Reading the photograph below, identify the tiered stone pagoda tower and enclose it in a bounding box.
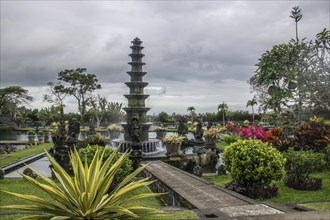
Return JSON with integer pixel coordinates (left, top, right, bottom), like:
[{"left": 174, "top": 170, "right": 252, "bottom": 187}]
[
  {"left": 114, "top": 37, "right": 159, "bottom": 155},
  {"left": 122, "top": 37, "right": 151, "bottom": 142}
]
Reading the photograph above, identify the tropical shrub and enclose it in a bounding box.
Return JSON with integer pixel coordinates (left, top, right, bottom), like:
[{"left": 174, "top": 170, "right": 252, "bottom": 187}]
[
  {"left": 223, "top": 139, "right": 285, "bottom": 199},
  {"left": 264, "top": 127, "right": 295, "bottom": 151},
  {"left": 283, "top": 148, "right": 326, "bottom": 190},
  {"left": 79, "top": 145, "right": 133, "bottom": 189},
  {"left": 223, "top": 134, "right": 241, "bottom": 144},
  {"left": 1, "top": 147, "right": 163, "bottom": 219},
  {"left": 325, "top": 144, "right": 330, "bottom": 167},
  {"left": 294, "top": 117, "right": 330, "bottom": 152}
]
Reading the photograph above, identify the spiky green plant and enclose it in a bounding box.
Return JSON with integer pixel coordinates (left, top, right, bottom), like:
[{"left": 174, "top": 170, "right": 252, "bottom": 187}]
[{"left": 1, "top": 147, "right": 164, "bottom": 219}]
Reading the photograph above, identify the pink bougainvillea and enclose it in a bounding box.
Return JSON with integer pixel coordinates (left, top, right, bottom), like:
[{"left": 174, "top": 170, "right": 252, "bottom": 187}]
[{"left": 235, "top": 125, "right": 266, "bottom": 140}]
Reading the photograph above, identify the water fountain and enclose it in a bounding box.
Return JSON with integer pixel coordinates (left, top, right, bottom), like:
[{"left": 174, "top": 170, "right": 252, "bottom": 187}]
[{"left": 112, "top": 37, "right": 163, "bottom": 157}]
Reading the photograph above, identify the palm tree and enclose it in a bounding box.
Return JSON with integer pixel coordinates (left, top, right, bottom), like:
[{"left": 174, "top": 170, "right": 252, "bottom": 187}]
[
  {"left": 246, "top": 98, "right": 257, "bottom": 124},
  {"left": 217, "top": 102, "right": 228, "bottom": 126},
  {"left": 187, "top": 106, "right": 196, "bottom": 122}
]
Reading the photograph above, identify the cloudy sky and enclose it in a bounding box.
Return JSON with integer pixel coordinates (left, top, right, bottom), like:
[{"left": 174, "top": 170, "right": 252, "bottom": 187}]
[{"left": 1, "top": 1, "right": 329, "bottom": 115}]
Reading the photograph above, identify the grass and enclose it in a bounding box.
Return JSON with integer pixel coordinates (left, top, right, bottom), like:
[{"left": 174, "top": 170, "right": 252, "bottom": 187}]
[
  {"left": 264, "top": 171, "right": 330, "bottom": 204},
  {"left": 216, "top": 141, "right": 229, "bottom": 151},
  {"left": 203, "top": 170, "right": 330, "bottom": 210},
  {"left": 0, "top": 178, "right": 199, "bottom": 219},
  {"left": 298, "top": 202, "right": 330, "bottom": 211},
  {"left": 0, "top": 143, "right": 53, "bottom": 167}
]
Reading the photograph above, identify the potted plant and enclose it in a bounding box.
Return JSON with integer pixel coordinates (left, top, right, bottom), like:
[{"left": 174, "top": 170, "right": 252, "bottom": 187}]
[
  {"left": 44, "top": 130, "right": 50, "bottom": 143},
  {"left": 50, "top": 126, "right": 67, "bottom": 145},
  {"left": 37, "top": 131, "right": 45, "bottom": 144},
  {"left": 203, "top": 127, "right": 221, "bottom": 148},
  {"left": 162, "top": 135, "right": 185, "bottom": 156},
  {"left": 155, "top": 125, "right": 166, "bottom": 139},
  {"left": 107, "top": 124, "right": 122, "bottom": 139},
  {"left": 27, "top": 131, "right": 35, "bottom": 143},
  {"left": 89, "top": 133, "right": 106, "bottom": 147}
]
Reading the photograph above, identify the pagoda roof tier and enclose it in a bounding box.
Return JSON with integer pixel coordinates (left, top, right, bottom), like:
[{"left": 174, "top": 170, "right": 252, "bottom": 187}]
[
  {"left": 130, "top": 45, "right": 144, "bottom": 49},
  {"left": 127, "top": 71, "right": 147, "bottom": 76},
  {"left": 125, "top": 82, "right": 148, "bottom": 87},
  {"left": 128, "top": 61, "right": 145, "bottom": 66},
  {"left": 124, "top": 94, "right": 149, "bottom": 99},
  {"left": 131, "top": 37, "right": 143, "bottom": 44},
  {"left": 129, "top": 53, "right": 145, "bottom": 57},
  {"left": 123, "top": 107, "right": 151, "bottom": 112}
]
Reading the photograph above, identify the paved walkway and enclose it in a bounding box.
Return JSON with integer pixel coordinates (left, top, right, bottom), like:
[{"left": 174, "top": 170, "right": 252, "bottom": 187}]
[{"left": 5, "top": 156, "right": 51, "bottom": 178}]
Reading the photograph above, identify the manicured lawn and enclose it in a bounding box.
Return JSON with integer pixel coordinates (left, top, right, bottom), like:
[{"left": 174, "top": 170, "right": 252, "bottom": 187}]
[
  {"left": 0, "top": 178, "right": 199, "bottom": 219},
  {"left": 203, "top": 171, "right": 330, "bottom": 210},
  {"left": 264, "top": 171, "right": 330, "bottom": 204},
  {"left": 0, "top": 143, "right": 52, "bottom": 167},
  {"left": 298, "top": 202, "right": 330, "bottom": 211}
]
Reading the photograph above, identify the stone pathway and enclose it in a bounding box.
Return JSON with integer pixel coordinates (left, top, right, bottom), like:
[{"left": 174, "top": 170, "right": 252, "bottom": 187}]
[{"left": 4, "top": 155, "right": 51, "bottom": 178}]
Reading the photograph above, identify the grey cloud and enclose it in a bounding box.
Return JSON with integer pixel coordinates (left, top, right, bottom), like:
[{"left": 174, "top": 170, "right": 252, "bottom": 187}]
[{"left": 1, "top": 1, "right": 328, "bottom": 113}]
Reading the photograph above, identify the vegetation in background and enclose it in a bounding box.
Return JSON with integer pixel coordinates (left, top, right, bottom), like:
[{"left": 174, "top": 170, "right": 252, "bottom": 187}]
[
  {"left": 0, "top": 86, "right": 33, "bottom": 115},
  {"left": 217, "top": 102, "right": 228, "bottom": 126}
]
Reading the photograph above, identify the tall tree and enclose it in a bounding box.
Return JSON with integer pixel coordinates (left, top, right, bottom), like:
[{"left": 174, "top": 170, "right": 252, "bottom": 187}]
[
  {"left": 250, "top": 6, "right": 330, "bottom": 123},
  {"left": 57, "top": 68, "right": 101, "bottom": 123},
  {"left": 0, "top": 86, "right": 33, "bottom": 115},
  {"left": 43, "top": 82, "right": 67, "bottom": 117},
  {"left": 246, "top": 99, "right": 257, "bottom": 124},
  {"left": 187, "top": 106, "right": 196, "bottom": 122},
  {"left": 87, "top": 95, "right": 108, "bottom": 128},
  {"left": 217, "top": 102, "right": 228, "bottom": 126}
]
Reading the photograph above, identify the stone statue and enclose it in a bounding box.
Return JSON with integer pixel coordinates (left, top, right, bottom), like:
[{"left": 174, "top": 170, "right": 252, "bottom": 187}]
[
  {"left": 130, "top": 118, "right": 142, "bottom": 157},
  {"left": 194, "top": 122, "right": 204, "bottom": 141},
  {"left": 130, "top": 117, "right": 140, "bottom": 144},
  {"left": 177, "top": 119, "right": 187, "bottom": 136}
]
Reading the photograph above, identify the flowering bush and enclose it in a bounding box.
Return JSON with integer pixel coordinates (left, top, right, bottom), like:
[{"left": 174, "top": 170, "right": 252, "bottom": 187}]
[{"left": 235, "top": 125, "right": 266, "bottom": 140}]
